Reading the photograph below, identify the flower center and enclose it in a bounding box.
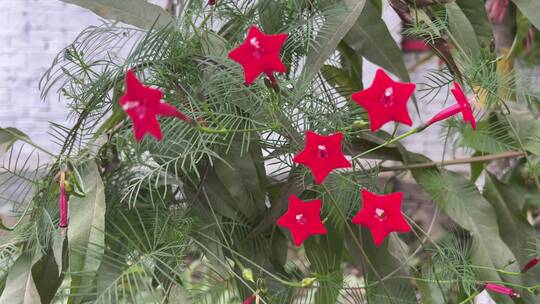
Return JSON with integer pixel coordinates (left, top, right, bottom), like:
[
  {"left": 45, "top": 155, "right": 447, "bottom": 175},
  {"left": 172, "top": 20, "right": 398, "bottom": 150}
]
[
  {"left": 123, "top": 100, "right": 147, "bottom": 119},
  {"left": 317, "top": 145, "right": 328, "bottom": 158},
  {"left": 381, "top": 87, "right": 394, "bottom": 107},
  {"left": 122, "top": 101, "right": 140, "bottom": 111},
  {"left": 250, "top": 37, "right": 264, "bottom": 58},
  {"left": 296, "top": 214, "right": 308, "bottom": 225},
  {"left": 374, "top": 208, "right": 387, "bottom": 221}
]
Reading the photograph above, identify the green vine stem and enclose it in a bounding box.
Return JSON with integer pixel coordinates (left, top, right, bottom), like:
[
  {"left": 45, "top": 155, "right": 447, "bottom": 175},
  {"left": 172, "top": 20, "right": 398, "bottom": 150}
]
[{"left": 351, "top": 127, "right": 421, "bottom": 161}]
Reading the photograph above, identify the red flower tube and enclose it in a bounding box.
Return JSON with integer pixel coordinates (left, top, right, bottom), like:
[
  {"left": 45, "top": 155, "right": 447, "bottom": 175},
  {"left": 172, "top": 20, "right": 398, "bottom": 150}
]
[
  {"left": 425, "top": 82, "right": 476, "bottom": 129},
  {"left": 485, "top": 283, "right": 519, "bottom": 298},
  {"left": 521, "top": 257, "right": 539, "bottom": 273},
  {"left": 487, "top": 0, "right": 510, "bottom": 24},
  {"left": 243, "top": 295, "right": 255, "bottom": 304},
  {"left": 59, "top": 172, "right": 68, "bottom": 228}
]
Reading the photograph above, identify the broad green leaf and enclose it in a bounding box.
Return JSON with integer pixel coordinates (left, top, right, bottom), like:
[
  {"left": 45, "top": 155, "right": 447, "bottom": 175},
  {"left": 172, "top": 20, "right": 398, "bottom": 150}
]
[
  {"left": 259, "top": 0, "right": 283, "bottom": 34},
  {"left": 456, "top": 0, "right": 493, "bottom": 49},
  {"left": 321, "top": 41, "right": 363, "bottom": 98},
  {"left": 60, "top": 0, "right": 175, "bottom": 30},
  {"left": 0, "top": 127, "right": 30, "bottom": 156},
  {"left": 343, "top": 0, "right": 410, "bottom": 82},
  {"left": 408, "top": 158, "right": 521, "bottom": 304},
  {"left": 483, "top": 173, "right": 540, "bottom": 300},
  {"left": 512, "top": 0, "right": 540, "bottom": 31},
  {"left": 52, "top": 234, "right": 65, "bottom": 278},
  {"left": 368, "top": 0, "right": 382, "bottom": 12},
  {"left": 214, "top": 139, "right": 267, "bottom": 221},
  {"left": 470, "top": 152, "right": 485, "bottom": 182},
  {"left": 446, "top": 3, "right": 481, "bottom": 59},
  {"left": 67, "top": 161, "right": 106, "bottom": 303},
  {"left": 320, "top": 65, "right": 361, "bottom": 97},
  {"left": 300, "top": 0, "right": 367, "bottom": 85},
  {"left": 0, "top": 253, "right": 41, "bottom": 304},
  {"left": 505, "top": 104, "right": 540, "bottom": 156},
  {"left": 32, "top": 250, "right": 63, "bottom": 304}
]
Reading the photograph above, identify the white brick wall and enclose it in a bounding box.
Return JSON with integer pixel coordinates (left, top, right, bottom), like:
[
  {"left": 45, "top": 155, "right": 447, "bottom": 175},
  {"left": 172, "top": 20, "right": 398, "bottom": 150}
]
[
  {"left": 0, "top": 1, "right": 455, "bottom": 162},
  {"left": 0, "top": 0, "right": 99, "bottom": 154}
]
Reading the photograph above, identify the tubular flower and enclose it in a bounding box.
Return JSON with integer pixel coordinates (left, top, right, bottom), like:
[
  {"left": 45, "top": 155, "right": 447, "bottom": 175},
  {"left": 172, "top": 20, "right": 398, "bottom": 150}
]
[
  {"left": 293, "top": 131, "right": 351, "bottom": 184},
  {"left": 351, "top": 69, "right": 416, "bottom": 132},
  {"left": 243, "top": 294, "right": 255, "bottom": 304},
  {"left": 277, "top": 195, "right": 327, "bottom": 246},
  {"left": 59, "top": 171, "right": 68, "bottom": 228},
  {"left": 521, "top": 257, "right": 539, "bottom": 273},
  {"left": 426, "top": 82, "right": 476, "bottom": 129},
  {"left": 228, "top": 26, "right": 288, "bottom": 85},
  {"left": 120, "top": 70, "right": 191, "bottom": 142},
  {"left": 352, "top": 189, "right": 411, "bottom": 247},
  {"left": 485, "top": 283, "right": 519, "bottom": 298},
  {"left": 487, "top": 0, "right": 510, "bottom": 23}
]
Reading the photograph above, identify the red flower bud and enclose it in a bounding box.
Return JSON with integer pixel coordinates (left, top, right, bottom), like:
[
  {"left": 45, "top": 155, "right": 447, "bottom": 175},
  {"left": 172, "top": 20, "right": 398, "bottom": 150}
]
[
  {"left": 243, "top": 294, "right": 255, "bottom": 304},
  {"left": 208, "top": 0, "right": 216, "bottom": 5},
  {"left": 59, "top": 172, "right": 68, "bottom": 228},
  {"left": 487, "top": 0, "right": 510, "bottom": 23},
  {"left": 485, "top": 283, "right": 519, "bottom": 298},
  {"left": 521, "top": 257, "right": 539, "bottom": 273}
]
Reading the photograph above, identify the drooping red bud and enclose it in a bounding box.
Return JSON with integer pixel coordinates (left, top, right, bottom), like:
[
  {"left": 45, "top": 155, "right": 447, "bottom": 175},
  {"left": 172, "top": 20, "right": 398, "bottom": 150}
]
[
  {"left": 59, "top": 172, "right": 69, "bottom": 228},
  {"left": 243, "top": 294, "right": 255, "bottom": 304},
  {"left": 521, "top": 258, "right": 539, "bottom": 273},
  {"left": 485, "top": 283, "right": 519, "bottom": 298}
]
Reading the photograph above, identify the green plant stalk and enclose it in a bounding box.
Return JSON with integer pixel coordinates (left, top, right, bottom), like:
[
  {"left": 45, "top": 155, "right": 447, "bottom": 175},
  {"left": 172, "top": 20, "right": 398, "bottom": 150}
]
[
  {"left": 351, "top": 127, "right": 421, "bottom": 160},
  {"left": 195, "top": 125, "right": 276, "bottom": 134},
  {"left": 321, "top": 184, "right": 397, "bottom": 304},
  {"left": 457, "top": 291, "right": 478, "bottom": 304}
]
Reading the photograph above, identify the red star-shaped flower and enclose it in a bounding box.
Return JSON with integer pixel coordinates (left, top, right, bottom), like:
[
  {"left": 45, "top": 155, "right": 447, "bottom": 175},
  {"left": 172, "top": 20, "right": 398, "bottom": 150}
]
[
  {"left": 352, "top": 189, "right": 411, "bottom": 247},
  {"left": 277, "top": 194, "right": 327, "bottom": 246},
  {"left": 293, "top": 131, "right": 352, "bottom": 184},
  {"left": 228, "top": 25, "right": 288, "bottom": 85},
  {"left": 120, "top": 70, "right": 190, "bottom": 142},
  {"left": 351, "top": 69, "right": 416, "bottom": 132},
  {"left": 426, "top": 82, "right": 476, "bottom": 129}
]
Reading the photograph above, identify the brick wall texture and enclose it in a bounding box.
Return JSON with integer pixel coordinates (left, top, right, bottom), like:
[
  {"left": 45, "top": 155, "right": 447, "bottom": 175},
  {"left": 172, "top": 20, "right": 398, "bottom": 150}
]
[{"left": 0, "top": 1, "right": 457, "bottom": 161}]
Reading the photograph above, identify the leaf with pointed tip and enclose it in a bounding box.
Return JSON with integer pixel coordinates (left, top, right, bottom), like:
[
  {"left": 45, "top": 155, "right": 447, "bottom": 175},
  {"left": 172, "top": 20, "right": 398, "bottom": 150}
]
[
  {"left": 343, "top": 0, "right": 410, "bottom": 82},
  {"left": 299, "top": 0, "right": 367, "bottom": 86},
  {"left": 60, "top": 0, "right": 175, "bottom": 30},
  {"left": 447, "top": 3, "right": 481, "bottom": 59},
  {"left": 483, "top": 173, "right": 540, "bottom": 302},
  {"left": 67, "top": 161, "right": 106, "bottom": 304},
  {"left": 456, "top": 0, "right": 493, "bottom": 49},
  {"left": 512, "top": 0, "right": 540, "bottom": 31},
  {"left": 0, "top": 127, "right": 30, "bottom": 156},
  {"left": 407, "top": 153, "right": 521, "bottom": 304},
  {"left": 0, "top": 253, "right": 42, "bottom": 304}
]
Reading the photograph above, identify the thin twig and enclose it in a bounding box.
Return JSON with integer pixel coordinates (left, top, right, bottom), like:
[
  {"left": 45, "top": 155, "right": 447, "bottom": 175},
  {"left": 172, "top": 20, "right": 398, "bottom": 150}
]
[{"left": 380, "top": 151, "right": 524, "bottom": 172}]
